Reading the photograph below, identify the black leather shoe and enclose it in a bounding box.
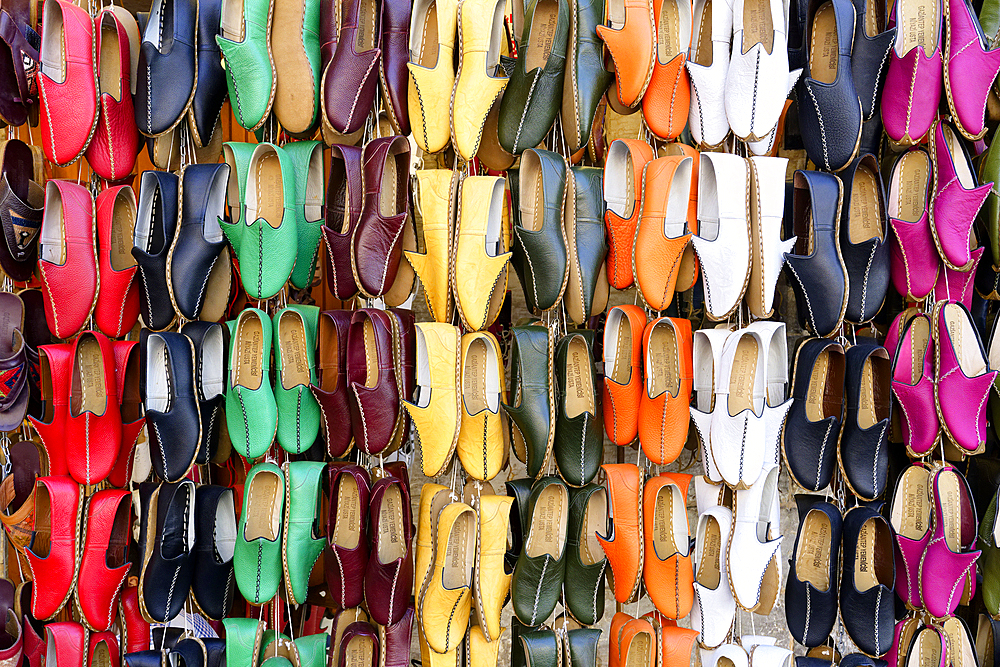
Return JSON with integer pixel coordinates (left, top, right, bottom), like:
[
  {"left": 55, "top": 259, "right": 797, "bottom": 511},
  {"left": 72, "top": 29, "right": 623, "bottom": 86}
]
[
  {"left": 132, "top": 481, "right": 159, "bottom": 577},
  {"left": 181, "top": 321, "right": 225, "bottom": 465},
  {"left": 125, "top": 651, "right": 165, "bottom": 667},
  {"left": 564, "top": 165, "right": 609, "bottom": 325},
  {"left": 840, "top": 340, "right": 891, "bottom": 501},
  {"left": 554, "top": 331, "right": 602, "bottom": 487},
  {"left": 133, "top": 171, "right": 179, "bottom": 331},
  {"left": 782, "top": 338, "right": 845, "bottom": 492},
  {"left": 503, "top": 324, "right": 554, "bottom": 479},
  {"left": 203, "top": 639, "right": 225, "bottom": 667},
  {"left": 169, "top": 163, "right": 231, "bottom": 321},
  {"left": 134, "top": 0, "right": 198, "bottom": 137},
  {"left": 171, "top": 638, "right": 206, "bottom": 667},
  {"left": 565, "top": 628, "right": 601, "bottom": 667},
  {"left": 505, "top": 478, "right": 534, "bottom": 570},
  {"left": 191, "top": 485, "right": 236, "bottom": 620},
  {"left": 189, "top": 0, "right": 227, "bottom": 149},
  {"left": 784, "top": 170, "right": 849, "bottom": 338},
  {"left": 840, "top": 655, "right": 887, "bottom": 667},
  {"left": 840, "top": 155, "right": 889, "bottom": 325},
  {"left": 138, "top": 480, "right": 195, "bottom": 623},
  {"left": 787, "top": 0, "right": 810, "bottom": 69},
  {"left": 785, "top": 496, "right": 841, "bottom": 648},
  {"left": 145, "top": 332, "right": 201, "bottom": 482},
  {"left": 840, "top": 505, "right": 895, "bottom": 657},
  {"left": 794, "top": 0, "right": 862, "bottom": 171}
]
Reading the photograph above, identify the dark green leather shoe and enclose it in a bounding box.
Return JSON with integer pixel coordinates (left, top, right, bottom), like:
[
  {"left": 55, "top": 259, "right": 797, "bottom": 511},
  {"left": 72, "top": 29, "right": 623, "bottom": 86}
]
[
  {"left": 519, "top": 629, "right": 560, "bottom": 667},
  {"left": 980, "top": 485, "right": 1000, "bottom": 618},
  {"left": 505, "top": 477, "right": 535, "bottom": 570},
  {"left": 511, "top": 149, "right": 569, "bottom": 314},
  {"left": 564, "top": 628, "right": 601, "bottom": 666},
  {"left": 554, "top": 332, "right": 602, "bottom": 487},
  {"left": 512, "top": 476, "right": 568, "bottom": 626},
  {"left": 564, "top": 484, "right": 607, "bottom": 625},
  {"left": 561, "top": 0, "right": 612, "bottom": 154},
  {"left": 564, "top": 165, "right": 609, "bottom": 325},
  {"left": 503, "top": 324, "right": 555, "bottom": 479},
  {"left": 498, "top": 0, "right": 570, "bottom": 154}
]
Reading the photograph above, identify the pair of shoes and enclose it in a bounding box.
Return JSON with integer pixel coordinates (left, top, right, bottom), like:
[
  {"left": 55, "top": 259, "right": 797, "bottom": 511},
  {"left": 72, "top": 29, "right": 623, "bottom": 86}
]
[
  {"left": 37, "top": 0, "right": 140, "bottom": 172},
  {"left": 609, "top": 611, "right": 698, "bottom": 667},
  {"left": 785, "top": 498, "right": 895, "bottom": 655},
  {"left": 885, "top": 614, "right": 976, "bottom": 667},
  {"left": 889, "top": 464, "right": 980, "bottom": 618},
  {"left": 602, "top": 307, "right": 692, "bottom": 465},
  {"left": 327, "top": 464, "right": 412, "bottom": 625}
]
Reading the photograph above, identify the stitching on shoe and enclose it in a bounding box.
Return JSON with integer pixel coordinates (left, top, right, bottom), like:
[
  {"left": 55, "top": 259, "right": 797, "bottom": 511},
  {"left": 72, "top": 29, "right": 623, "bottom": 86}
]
[
  {"left": 530, "top": 557, "right": 548, "bottom": 625},
  {"left": 784, "top": 262, "right": 818, "bottom": 334},
  {"left": 814, "top": 417, "right": 834, "bottom": 492},
  {"left": 860, "top": 242, "right": 876, "bottom": 320},
  {"left": 512, "top": 71, "right": 541, "bottom": 155},
  {"left": 804, "top": 83, "right": 829, "bottom": 169}
]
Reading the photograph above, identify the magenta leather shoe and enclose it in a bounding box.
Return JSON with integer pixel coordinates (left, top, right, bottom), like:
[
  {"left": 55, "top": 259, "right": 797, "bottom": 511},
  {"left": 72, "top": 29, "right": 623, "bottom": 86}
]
[
  {"left": 890, "top": 464, "right": 933, "bottom": 609},
  {"left": 930, "top": 119, "right": 992, "bottom": 271},
  {"left": 902, "top": 626, "right": 947, "bottom": 667},
  {"left": 881, "top": 0, "right": 942, "bottom": 145},
  {"left": 919, "top": 466, "right": 980, "bottom": 618},
  {"left": 888, "top": 148, "right": 939, "bottom": 300},
  {"left": 885, "top": 616, "right": 923, "bottom": 667},
  {"left": 884, "top": 308, "right": 919, "bottom": 366},
  {"left": 944, "top": 0, "right": 1000, "bottom": 140},
  {"left": 890, "top": 314, "right": 939, "bottom": 458},
  {"left": 933, "top": 246, "right": 983, "bottom": 307},
  {"left": 933, "top": 300, "right": 996, "bottom": 454}
]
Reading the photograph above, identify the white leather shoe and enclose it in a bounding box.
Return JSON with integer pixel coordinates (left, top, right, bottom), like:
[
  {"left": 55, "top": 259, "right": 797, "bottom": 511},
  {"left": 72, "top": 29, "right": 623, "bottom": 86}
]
[
  {"left": 728, "top": 466, "right": 782, "bottom": 612},
  {"left": 694, "top": 475, "right": 725, "bottom": 516},
  {"left": 749, "top": 645, "right": 793, "bottom": 667},
  {"left": 709, "top": 329, "right": 766, "bottom": 489},
  {"left": 702, "top": 645, "right": 749, "bottom": 667},
  {"left": 686, "top": 0, "right": 733, "bottom": 148},
  {"left": 747, "top": 157, "right": 796, "bottom": 319},
  {"left": 691, "top": 153, "right": 751, "bottom": 320},
  {"left": 691, "top": 506, "right": 736, "bottom": 648},
  {"left": 739, "top": 637, "right": 776, "bottom": 652},
  {"left": 690, "top": 326, "right": 731, "bottom": 483},
  {"left": 744, "top": 320, "right": 792, "bottom": 476}
]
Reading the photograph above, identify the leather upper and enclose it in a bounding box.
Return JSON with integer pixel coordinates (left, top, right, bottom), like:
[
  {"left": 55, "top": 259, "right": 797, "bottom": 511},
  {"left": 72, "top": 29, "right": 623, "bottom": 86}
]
[
  {"left": 597, "top": 464, "right": 643, "bottom": 603},
  {"left": 64, "top": 331, "right": 120, "bottom": 486},
  {"left": 602, "top": 305, "right": 645, "bottom": 446},
  {"left": 180, "top": 321, "right": 224, "bottom": 465},
  {"left": 890, "top": 313, "right": 939, "bottom": 457},
  {"left": 310, "top": 310, "right": 355, "bottom": 458},
  {"left": 132, "top": 170, "right": 179, "bottom": 332},
  {"left": 134, "top": 0, "right": 197, "bottom": 136},
  {"left": 420, "top": 501, "right": 475, "bottom": 653},
  {"left": 347, "top": 309, "right": 399, "bottom": 456},
  {"left": 641, "top": 0, "right": 691, "bottom": 140},
  {"left": 785, "top": 499, "right": 841, "bottom": 647},
  {"left": 190, "top": 0, "right": 227, "bottom": 147},
  {"left": 840, "top": 341, "right": 891, "bottom": 501},
  {"left": 138, "top": 480, "right": 195, "bottom": 623},
  {"left": 146, "top": 332, "right": 201, "bottom": 481},
  {"left": 511, "top": 477, "right": 568, "bottom": 626},
  {"left": 273, "top": 305, "right": 321, "bottom": 455},
  {"left": 503, "top": 324, "right": 553, "bottom": 479},
  {"left": 25, "top": 476, "right": 80, "bottom": 621},
  {"left": 840, "top": 155, "right": 890, "bottom": 324},
  {"left": 457, "top": 331, "right": 506, "bottom": 481},
  {"left": 190, "top": 485, "right": 236, "bottom": 620},
  {"left": 234, "top": 463, "right": 284, "bottom": 606},
  {"left": 554, "top": 332, "right": 602, "bottom": 486},
  {"left": 638, "top": 317, "right": 692, "bottom": 466},
  {"left": 404, "top": 323, "right": 461, "bottom": 476},
  {"left": 561, "top": 0, "right": 612, "bottom": 152},
  {"left": 604, "top": 140, "right": 654, "bottom": 290},
  {"left": 283, "top": 141, "right": 326, "bottom": 291},
  {"left": 325, "top": 464, "right": 371, "bottom": 609},
  {"left": 365, "top": 474, "right": 413, "bottom": 627},
  {"left": 691, "top": 506, "right": 735, "bottom": 648},
  {"left": 919, "top": 467, "right": 980, "bottom": 618},
  {"left": 596, "top": 0, "right": 654, "bottom": 108},
  {"left": 78, "top": 489, "right": 130, "bottom": 632},
  {"left": 565, "top": 166, "right": 609, "bottom": 325},
  {"left": 453, "top": 175, "right": 510, "bottom": 332},
  {"left": 45, "top": 623, "right": 85, "bottom": 667},
  {"left": 880, "top": 0, "right": 941, "bottom": 145},
  {"left": 405, "top": 170, "right": 453, "bottom": 323},
  {"left": 475, "top": 494, "right": 513, "bottom": 642},
  {"left": 323, "top": 144, "right": 365, "bottom": 302},
  {"left": 635, "top": 156, "right": 693, "bottom": 312},
  {"left": 94, "top": 186, "right": 140, "bottom": 339},
  {"left": 216, "top": 0, "right": 275, "bottom": 130},
  {"left": 642, "top": 473, "right": 694, "bottom": 619},
  {"left": 408, "top": 0, "right": 458, "bottom": 154},
  {"left": 944, "top": 0, "right": 1000, "bottom": 140},
  {"left": 564, "top": 484, "right": 608, "bottom": 626},
  {"left": 747, "top": 156, "right": 795, "bottom": 319},
  {"left": 887, "top": 148, "right": 938, "bottom": 301},
  {"left": 225, "top": 308, "right": 278, "bottom": 459},
  {"left": 323, "top": 0, "right": 382, "bottom": 135},
  {"left": 840, "top": 506, "right": 895, "bottom": 657},
  {"left": 282, "top": 461, "right": 326, "bottom": 605}
]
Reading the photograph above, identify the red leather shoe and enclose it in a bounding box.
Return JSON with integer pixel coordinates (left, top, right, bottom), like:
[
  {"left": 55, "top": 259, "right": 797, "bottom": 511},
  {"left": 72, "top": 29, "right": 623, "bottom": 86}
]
[
  {"left": 107, "top": 340, "right": 144, "bottom": 489},
  {"left": 65, "top": 331, "right": 121, "bottom": 486},
  {"left": 94, "top": 185, "right": 140, "bottom": 339},
  {"left": 84, "top": 7, "right": 139, "bottom": 181},
  {"left": 38, "top": 181, "right": 98, "bottom": 340},
  {"left": 43, "top": 622, "right": 85, "bottom": 667},
  {"left": 24, "top": 476, "right": 81, "bottom": 620},
  {"left": 77, "top": 489, "right": 131, "bottom": 631},
  {"left": 89, "top": 632, "right": 119, "bottom": 667},
  {"left": 37, "top": 0, "right": 99, "bottom": 167},
  {"left": 26, "top": 343, "right": 74, "bottom": 477},
  {"left": 118, "top": 586, "right": 150, "bottom": 653},
  {"left": 14, "top": 583, "right": 44, "bottom": 667}
]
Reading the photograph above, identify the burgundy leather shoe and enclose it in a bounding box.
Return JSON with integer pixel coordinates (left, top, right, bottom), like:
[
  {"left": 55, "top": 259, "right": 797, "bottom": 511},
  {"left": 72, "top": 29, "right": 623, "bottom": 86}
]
[
  {"left": 347, "top": 309, "right": 400, "bottom": 455},
  {"left": 15, "top": 583, "right": 44, "bottom": 667},
  {"left": 322, "top": 0, "right": 381, "bottom": 134},
  {"left": 108, "top": 339, "right": 144, "bottom": 489},
  {"left": 338, "top": 622, "right": 379, "bottom": 667},
  {"left": 325, "top": 464, "right": 371, "bottom": 609},
  {"left": 322, "top": 145, "right": 364, "bottom": 301},
  {"left": 364, "top": 473, "right": 412, "bottom": 626},
  {"left": 44, "top": 622, "right": 85, "bottom": 667},
  {"left": 94, "top": 185, "right": 140, "bottom": 340},
  {"left": 310, "top": 310, "right": 355, "bottom": 458},
  {"left": 353, "top": 136, "right": 410, "bottom": 299},
  {"left": 24, "top": 476, "right": 81, "bottom": 620},
  {"left": 380, "top": 605, "right": 413, "bottom": 667},
  {"left": 77, "top": 489, "right": 131, "bottom": 631},
  {"left": 379, "top": 0, "right": 409, "bottom": 136},
  {"left": 27, "top": 344, "right": 73, "bottom": 478},
  {"left": 66, "top": 331, "right": 121, "bottom": 486}
]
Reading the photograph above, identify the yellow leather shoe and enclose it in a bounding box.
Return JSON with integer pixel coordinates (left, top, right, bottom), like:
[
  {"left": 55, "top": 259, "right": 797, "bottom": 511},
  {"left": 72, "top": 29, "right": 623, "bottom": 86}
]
[
  {"left": 408, "top": 0, "right": 459, "bottom": 153},
  {"left": 451, "top": 0, "right": 509, "bottom": 162},
  {"left": 404, "top": 323, "right": 462, "bottom": 477},
  {"left": 453, "top": 176, "right": 511, "bottom": 332},
  {"left": 469, "top": 626, "right": 504, "bottom": 667},
  {"left": 419, "top": 621, "right": 458, "bottom": 667},
  {"left": 414, "top": 483, "right": 453, "bottom": 596},
  {"left": 406, "top": 171, "right": 455, "bottom": 323},
  {"left": 474, "top": 494, "right": 513, "bottom": 642},
  {"left": 458, "top": 332, "right": 509, "bottom": 481},
  {"left": 419, "top": 501, "right": 478, "bottom": 654}
]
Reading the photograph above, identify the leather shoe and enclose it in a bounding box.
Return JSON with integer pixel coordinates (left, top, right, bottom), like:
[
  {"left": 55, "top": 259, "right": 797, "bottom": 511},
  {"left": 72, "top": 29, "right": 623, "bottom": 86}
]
[
  {"left": 234, "top": 462, "right": 284, "bottom": 605},
  {"left": 145, "top": 332, "right": 201, "bottom": 481},
  {"left": 512, "top": 477, "right": 568, "bottom": 626},
  {"left": 24, "top": 476, "right": 80, "bottom": 620}
]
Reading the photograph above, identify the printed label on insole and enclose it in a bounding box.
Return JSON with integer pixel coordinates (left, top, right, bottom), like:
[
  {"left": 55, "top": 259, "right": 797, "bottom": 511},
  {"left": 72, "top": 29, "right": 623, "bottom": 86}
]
[
  {"left": 382, "top": 494, "right": 400, "bottom": 545},
  {"left": 905, "top": 480, "right": 926, "bottom": 533},
  {"left": 819, "top": 28, "right": 837, "bottom": 77},
  {"left": 243, "top": 329, "right": 262, "bottom": 377},
  {"left": 808, "top": 520, "right": 828, "bottom": 572},
  {"left": 905, "top": 3, "right": 927, "bottom": 51},
  {"left": 567, "top": 350, "right": 585, "bottom": 399},
  {"left": 900, "top": 160, "right": 926, "bottom": 220},
  {"left": 283, "top": 327, "right": 308, "bottom": 376},
  {"left": 654, "top": 496, "right": 671, "bottom": 548},
  {"left": 858, "top": 521, "right": 871, "bottom": 574},
  {"left": 807, "top": 354, "right": 827, "bottom": 412},
  {"left": 733, "top": 346, "right": 755, "bottom": 400},
  {"left": 448, "top": 523, "right": 466, "bottom": 570},
  {"left": 82, "top": 348, "right": 106, "bottom": 404},
  {"left": 541, "top": 493, "right": 558, "bottom": 542},
  {"left": 347, "top": 642, "right": 371, "bottom": 667},
  {"left": 946, "top": 487, "right": 959, "bottom": 547},
  {"left": 919, "top": 638, "right": 938, "bottom": 667}
]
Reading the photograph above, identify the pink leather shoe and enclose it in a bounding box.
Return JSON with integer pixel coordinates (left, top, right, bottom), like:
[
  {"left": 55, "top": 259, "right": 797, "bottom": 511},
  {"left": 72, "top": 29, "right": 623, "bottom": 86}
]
[
  {"left": 943, "top": 0, "right": 1000, "bottom": 140},
  {"left": 890, "top": 314, "right": 939, "bottom": 458},
  {"left": 888, "top": 148, "right": 938, "bottom": 301},
  {"left": 933, "top": 300, "right": 996, "bottom": 454},
  {"left": 881, "top": 0, "right": 942, "bottom": 145},
  {"left": 885, "top": 616, "right": 923, "bottom": 667},
  {"left": 932, "top": 246, "right": 983, "bottom": 307},
  {"left": 919, "top": 466, "right": 980, "bottom": 618},
  {"left": 930, "top": 119, "right": 992, "bottom": 271},
  {"left": 890, "top": 464, "right": 933, "bottom": 609},
  {"left": 884, "top": 307, "right": 919, "bottom": 367}
]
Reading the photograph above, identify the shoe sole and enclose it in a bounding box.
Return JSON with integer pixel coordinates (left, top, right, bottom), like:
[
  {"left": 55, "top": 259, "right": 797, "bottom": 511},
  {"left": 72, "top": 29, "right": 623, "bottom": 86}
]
[{"left": 271, "top": 0, "right": 318, "bottom": 135}]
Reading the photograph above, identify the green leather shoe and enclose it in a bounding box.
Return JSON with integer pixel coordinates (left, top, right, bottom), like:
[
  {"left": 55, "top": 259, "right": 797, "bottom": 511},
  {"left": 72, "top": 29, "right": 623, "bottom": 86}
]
[
  {"left": 561, "top": 0, "right": 613, "bottom": 154},
  {"left": 222, "top": 618, "right": 265, "bottom": 667},
  {"left": 511, "top": 476, "right": 568, "bottom": 626},
  {"left": 293, "top": 635, "right": 329, "bottom": 667},
  {"left": 272, "top": 305, "right": 321, "bottom": 454},
  {"left": 980, "top": 128, "right": 1000, "bottom": 267},
  {"left": 217, "top": 0, "right": 276, "bottom": 131},
  {"left": 221, "top": 142, "right": 257, "bottom": 245},
  {"left": 505, "top": 477, "right": 534, "bottom": 569},
  {"left": 554, "top": 331, "right": 602, "bottom": 487},
  {"left": 563, "top": 484, "right": 607, "bottom": 625},
  {"left": 564, "top": 166, "right": 609, "bottom": 325},
  {"left": 980, "top": 485, "right": 1000, "bottom": 618},
  {"left": 503, "top": 324, "right": 555, "bottom": 479},
  {"left": 564, "top": 629, "right": 601, "bottom": 667},
  {"left": 282, "top": 460, "right": 326, "bottom": 604},
  {"left": 235, "top": 462, "right": 285, "bottom": 605},
  {"left": 281, "top": 141, "right": 325, "bottom": 290},
  {"left": 225, "top": 308, "right": 278, "bottom": 459}
]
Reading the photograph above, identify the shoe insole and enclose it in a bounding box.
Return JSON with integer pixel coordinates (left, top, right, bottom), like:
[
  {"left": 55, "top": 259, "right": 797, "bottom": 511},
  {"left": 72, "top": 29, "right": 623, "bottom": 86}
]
[
  {"left": 804, "top": 348, "right": 843, "bottom": 422},
  {"left": 255, "top": 153, "right": 284, "bottom": 229},
  {"left": 607, "top": 310, "right": 633, "bottom": 385},
  {"left": 564, "top": 336, "right": 595, "bottom": 418},
  {"left": 741, "top": 0, "right": 774, "bottom": 53},
  {"left": 91, "top": 639, "right": 113, "bottom": 667},
  {"left": 898, "top": 0, "right": 938, "bottom": 55},
  {"left": 944, "top": 124, "right": 976, "bottom": 190},
  {"left": 865, "top": 0, "right": 883, "bottom": 37},
  {"left": 794, "top": 509, "right": 831, "bottom": 590},
  {"left": 214, "top": 491, "right": 237, "bottom": 562},
  {"left": 413, "top": 1, "right": 439, "bottom": 66},
  {"left": 944, "top": 303, "right": 988, "bottom": 377},
  {"left": 977, "top": 616, "right": 994, "bottom": 667},
  {"left": 331, "top": 609, "right": 369, "bottom": 667},
  {"left": 525, "top": 484, "right": 566, "bottom": 558},
  {"left": 278, "top": 311, "right": 310, "bottom": 390},
  {"left": 235, "top": 313, "right": 264, "bottom": 391},
  {"left": 442, "top": 509, "right": 474, "bottom": 589},
  {"left": 727, "top": 334, "right": 758, "bottom": 415},
  {"left": 39, "top": 5, "right": 65, "bottom": 81},
  {"left": 344, "top": 634, "right": 375, "bottom": 667},
  {"left": 692, "top": 0, "right": 713, "bottom": 65},
  {"left": 111, "top": 192, "right": 137, "bottom": 272},
  {"left": 162, "top": 483, "right": 193, "bottom": 559},
  {"left": 809, "top": 2, "right": 838, "bottom": 85},
  {"left": 379, "top": 151, "right": 404, "bottom": 219},
  {"left": 520, "top": 157, "right": 545, "bottom": 233},
  {"left": 849, "top": 163, "right": 883, "bottom": 244},
  {"left": 355, "top": 0, "right": 378, "bottom": 52},
  {"left": 696, "top": 513, "right": 722, "bottom": 589},
  {"left": 107, "top": 498, "right": 131, "bottom": 568},
  {"left": 245, "top": 470, "right": 281, "bottom": 542},
  {"left": 652, "top": 484, "right": 682, "bottom": 560},
  {"left": 580, "top": 488, "right": 607, "bottom": 566},
  {"left": 891, "top": 150, "right": 930, "bottom": 223},
  {"left": 607, "top": 0, "right": 625, "bottom": 27},
  {"left": 854, "top": 516, "right": 892, "bottom": 592},
  {"left": 525, "top": 0, "right": 558, "bottom": 70},
  {"left": 329, "top": 170, "right": 350, "bottom": 235},
  {"left": 31, "top": 484, "right": 51, "bottom": 557},
  {"left": 944, "top": 618, "right": 977, "bottom": 667},
  {"left": 333, "top": 475, "right": 361, "bottom": 550},
  {"left": 656, "top": 0, "right": 682, "bottom": 63},
  {"left": 858, "top": 352, "right": 890, "bottom": 429},
  {"left": 39, "top": 185, "right": 65, "bottom": 265},
  {"left": 146, "top": 335, "right": 172, "bottom": 412},
  {"left": 72, "top": 336, "right": 107, "bottom": 417},
  {"left": 377, "top": 484, "right": 406, "bottom": 564},
  {"left": 201, "top": 252, "right": 231, "bottom": 324},
  {"left": 890, "top": 466, "right": 931, "bottom": 540},
  {"left": 664, "top": 160, "right": 691, "bottom": 238},
  {"left": 913, "top": 629, "right": 944, "bottom": 667},
  {"left": 647, "top": 322, "right": 680, "bottom": 398},
  {"left": 363, "top": 318, "right": 378, "bottom": 388},
  {"left": 757, "top": 553, "right": 780, "bottom": 614},
  {"left": 0, "top": 140, "right": 34, "bottom": 204},
  {"left": 624, "top": 633, "right": 651, "bottom": 667},
  {"left": 464, "top": 338, "right": 499, "bottom": 415},
  {"left": 99, "top": 20, "right": 121, "bottom": 101}
]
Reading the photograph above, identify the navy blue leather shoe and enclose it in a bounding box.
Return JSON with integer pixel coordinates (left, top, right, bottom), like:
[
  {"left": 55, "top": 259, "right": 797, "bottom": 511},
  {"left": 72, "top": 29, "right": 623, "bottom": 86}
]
[
  {"left": 145, "top": 332, "right": 202, "bottom": 482},
  {"left": 840, "top": 506, "right": 895, "bottom": 657},
  {"left": 133, "top": 171, "right": 179, "bottom": 331},
  {"left": 182, "top": 320, "right": 226, "bottom": 465},
  {"left": 840, "top": 340, "right": 891, "bottom": 501},
  {"left": 840, "top": 154, "right": 889, "bottom": 325},
  {"left": 134, "top": 0, "right": 198, "bottom": 137},
  {"left": 784, "top": 170, "right": 848, "bottom": 338},
  {"left": 191, "top": 485, "right": 236, "bottom": 620},
  {"left": 849, "top": 0, "right": 894, "bottom": 134},
  {"left": 138, "top": 480, "right": 196, "bottom": 623},
  {"left": 189, "top": 0, "right": 228, "bottom": 148},
  {"left": 785, "top": 496, "right": 842, "bottom": 648}
]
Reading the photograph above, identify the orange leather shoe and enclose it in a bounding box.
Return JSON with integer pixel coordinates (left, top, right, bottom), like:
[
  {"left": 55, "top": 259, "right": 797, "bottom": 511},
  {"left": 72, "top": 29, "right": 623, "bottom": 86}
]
[
  {"left": 597, "top": 463, "right": 644, "bottom": 603},
  {"left": 633, "top": 156, "right": 695, "bottom": 311},
  {"left": 604, "top": 139, "right": 655, "bottom": 289},
  {"left": 618, "top": 617, "right": 657, "bottom": 667},
  {"left": 657, "top": 625, "right": 698, "bottom": 667},
  {"left": 609, "top": 612, "right": 633, "bottom": 667},
  {"left": 603, "top": 305, "right": 647, "bottom": 446},
  {"left": 598, "top": 0, "right": 656, "bottom": 109},
  {"left": 642, "top": 473, "right": 694, "bottom": 619},
  {"left": 660, "top": 143, "right": 699, "bottom": 292},
  {"left": 638, "top": 317, "right": 693, "bottom": 465},
  {"left": 640, "top": 0, "right": 692, "bottom": 139}
]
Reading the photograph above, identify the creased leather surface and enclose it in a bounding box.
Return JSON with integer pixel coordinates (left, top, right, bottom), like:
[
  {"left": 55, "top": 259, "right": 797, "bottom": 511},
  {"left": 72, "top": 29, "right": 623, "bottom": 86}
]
[
  {"left": 404, "top": 323, "right": 460, "bottom": 477},
  {"left": 135, "top": 0, "right": 196, "bottom": 136},
  {"left": 405, "top": 171, "right": 453, "bottom": 322},
  {"left": 454, "top": 176, "right": 510, "bottom": 331}
]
